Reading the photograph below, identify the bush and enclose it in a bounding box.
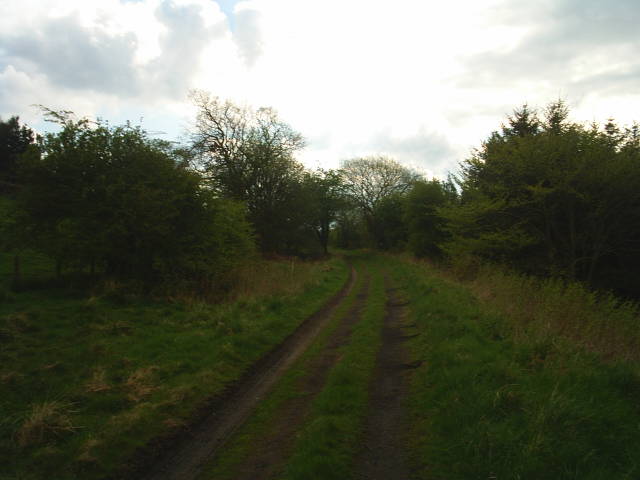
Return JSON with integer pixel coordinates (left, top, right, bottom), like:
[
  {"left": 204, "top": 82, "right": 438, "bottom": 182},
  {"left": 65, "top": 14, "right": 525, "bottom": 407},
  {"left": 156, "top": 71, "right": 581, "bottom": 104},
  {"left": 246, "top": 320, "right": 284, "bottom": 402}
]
[{"left": 13, "top": 112, "right": 256, "bottom": 291}]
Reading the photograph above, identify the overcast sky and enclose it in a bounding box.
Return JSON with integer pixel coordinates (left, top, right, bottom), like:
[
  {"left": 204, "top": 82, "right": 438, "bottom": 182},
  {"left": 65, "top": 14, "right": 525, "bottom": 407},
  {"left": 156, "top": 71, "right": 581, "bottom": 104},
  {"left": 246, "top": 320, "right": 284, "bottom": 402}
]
[{"left": 1, "top": 0, "right": 639, "bottom": 177}]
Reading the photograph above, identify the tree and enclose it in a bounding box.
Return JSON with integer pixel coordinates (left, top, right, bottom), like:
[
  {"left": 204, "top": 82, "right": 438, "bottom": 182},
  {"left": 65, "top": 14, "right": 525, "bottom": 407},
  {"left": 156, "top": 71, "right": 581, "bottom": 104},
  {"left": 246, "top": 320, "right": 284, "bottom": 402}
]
[
  {"left": 16, "top": 109, "right": 254, "bottom": 288},
  {"left": 333, "top": 206, "right": 368, "bottom": 250},
  {"left": 371, "top": 193, "right": 407, "bottom": 250},
  {"left": 190, "top": 91, "right": 307, "bottom": 253},
  {"left": 403, "top": 179, "right": 454, "bottom": 257},
  {"left": 501, "top": 103, "right": 540, "bottom": 138},
  {"left": 443, "top": 100, "right": 640, "bottom": 296},
  {"left": 0, "top": 116, "right": 36, "bottom": 190},
  {"left": 301, "top": 169, "right": 346, "bottom": 254},
  {"left": 339, "top": 155, "right": 421, "bottom": 247}
]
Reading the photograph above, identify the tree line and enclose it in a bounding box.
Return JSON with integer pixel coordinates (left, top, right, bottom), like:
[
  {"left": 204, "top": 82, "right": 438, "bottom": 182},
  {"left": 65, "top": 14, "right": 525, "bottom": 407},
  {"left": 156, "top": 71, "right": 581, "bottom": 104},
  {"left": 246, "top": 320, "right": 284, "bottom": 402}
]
[
  {"left": 331, "top": 100, "right": 640, "bottom": 299},
  {"left": 2, "top": 97, "right": 639, "bottom": 298}
]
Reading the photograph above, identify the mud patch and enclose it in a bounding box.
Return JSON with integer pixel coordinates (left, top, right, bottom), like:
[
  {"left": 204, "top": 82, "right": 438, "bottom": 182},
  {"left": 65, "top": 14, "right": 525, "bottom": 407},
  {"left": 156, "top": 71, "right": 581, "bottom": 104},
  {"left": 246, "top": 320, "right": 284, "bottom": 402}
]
[
  {"left": 354, "top": 279, "right": 413, "bottom": 480},
  {"left": 227, "top": 273, "right": 371, "bottom": 480},
  {"left": 131, "top": 267, "right": 356, "bottom": 480}
]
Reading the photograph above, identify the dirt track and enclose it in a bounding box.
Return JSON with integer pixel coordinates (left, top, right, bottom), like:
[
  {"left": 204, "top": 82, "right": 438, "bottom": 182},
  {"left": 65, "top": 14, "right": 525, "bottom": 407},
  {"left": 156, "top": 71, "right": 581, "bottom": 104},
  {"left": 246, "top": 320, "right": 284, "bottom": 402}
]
[
  {"left": 223, "top": 271, "right": 371, "bottom": 480},
  {"left": 140, "top": 267, "right": 356, "bottom": 480},
  {"left": 354, "top": 280, "right": 413, "bottom": 480},
  {"left": 137, "top": 265, "right": 414, "bottom": 480}
]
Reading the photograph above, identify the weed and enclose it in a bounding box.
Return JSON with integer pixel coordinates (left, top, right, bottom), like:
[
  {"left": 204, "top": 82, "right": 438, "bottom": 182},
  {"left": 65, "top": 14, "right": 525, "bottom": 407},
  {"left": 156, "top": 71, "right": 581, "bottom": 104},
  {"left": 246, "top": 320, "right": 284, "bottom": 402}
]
[{"left": 16, "top": 401, "right": 78, "bottom": 447}]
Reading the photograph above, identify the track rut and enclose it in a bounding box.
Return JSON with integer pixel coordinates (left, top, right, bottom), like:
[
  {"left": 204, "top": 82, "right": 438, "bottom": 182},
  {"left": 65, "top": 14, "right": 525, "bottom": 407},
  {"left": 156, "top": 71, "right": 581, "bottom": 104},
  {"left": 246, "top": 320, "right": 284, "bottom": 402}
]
[
  {"left": 219, "top": 271, "right": 371, "bottom": 480},
  {"left": 354, "top": 278, "right": 413, "bottom": 480},
  {"left": 137, "top": 266, "right": 357, "bottom": 480}
]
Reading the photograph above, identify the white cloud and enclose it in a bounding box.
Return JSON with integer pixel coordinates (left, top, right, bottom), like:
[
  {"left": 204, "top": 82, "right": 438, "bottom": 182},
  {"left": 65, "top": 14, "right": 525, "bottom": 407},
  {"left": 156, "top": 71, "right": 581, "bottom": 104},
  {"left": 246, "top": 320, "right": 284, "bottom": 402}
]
[{"left": 1, "top": 0, "right": 640, "bottom": 177}]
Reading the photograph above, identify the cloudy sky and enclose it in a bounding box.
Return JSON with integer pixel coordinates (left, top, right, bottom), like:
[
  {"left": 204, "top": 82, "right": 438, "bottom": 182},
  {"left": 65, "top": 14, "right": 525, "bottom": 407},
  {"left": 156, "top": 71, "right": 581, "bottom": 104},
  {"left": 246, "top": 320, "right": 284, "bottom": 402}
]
[{"left": 1, "top": 0, "right": 639, "bottom": 177}]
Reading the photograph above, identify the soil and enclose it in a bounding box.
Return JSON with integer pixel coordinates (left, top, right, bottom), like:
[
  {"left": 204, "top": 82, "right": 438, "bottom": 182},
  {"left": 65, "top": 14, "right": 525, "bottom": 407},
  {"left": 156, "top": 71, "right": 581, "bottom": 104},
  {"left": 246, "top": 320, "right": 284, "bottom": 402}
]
[
  {"left": 134, "top": 266, "right": 357, "bottom": 480},
  {"left": 227, "top": 272, "right": 371, "bottom": 480},
  {"left": 129, "top": 267, "right": 415, "bottom": 480},
  {"left": 353, "top": 278, "right": 413, "bottom": 480}
]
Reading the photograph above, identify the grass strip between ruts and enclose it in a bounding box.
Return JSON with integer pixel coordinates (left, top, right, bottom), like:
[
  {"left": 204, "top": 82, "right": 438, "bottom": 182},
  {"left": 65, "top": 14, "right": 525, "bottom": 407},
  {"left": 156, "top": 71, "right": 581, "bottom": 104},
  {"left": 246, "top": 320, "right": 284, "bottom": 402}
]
[
  {"left": 280, "top": 256, "right": 386, "bottom": 480},
  {"left": 197, "top": 262, "right": 367, "bottom": 480}
]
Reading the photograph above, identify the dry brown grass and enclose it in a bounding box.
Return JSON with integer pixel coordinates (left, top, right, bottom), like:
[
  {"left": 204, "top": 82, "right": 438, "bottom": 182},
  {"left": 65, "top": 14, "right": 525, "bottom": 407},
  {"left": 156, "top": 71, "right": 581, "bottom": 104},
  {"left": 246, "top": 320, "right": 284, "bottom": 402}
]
[
  {"left": 77, "top": 436, "right": 102, "bottom": 463},
  {"left": 85, "top": 367, "right": 111, "bottom": 393},
  {"left": 227, "top": 258, "right": 332, "bottom": 301},
  {"left": 107, "top": 402, "right": 150, "bottom": 431},
  {"left": 16, "top": 401, "right": 78, "bottom": 447},
  {"left": 468, "top": 266, "right": 640, "bottom": 362},
  {"left": 124, "top": 366, "right": 158, "bottom": 402},
  {"left": 162, "top": 417, "right": 186, "bottom": 429},
  {"left": 401, "top": 254, "right": 640, "bottom": 363},
  {"left": 1, "top": 371, "right": 23, "bottom": 384}
]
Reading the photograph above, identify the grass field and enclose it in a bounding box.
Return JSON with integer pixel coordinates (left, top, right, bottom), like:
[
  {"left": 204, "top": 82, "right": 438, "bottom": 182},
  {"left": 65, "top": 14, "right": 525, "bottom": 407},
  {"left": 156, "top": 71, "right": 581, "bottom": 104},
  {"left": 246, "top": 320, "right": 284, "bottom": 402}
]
[
  {"left": 390, "top": 257, "right": 640, "bottom": 479},
  {"left": 0, "top": 253, "right": 349, "bottom": 480},
  {"left": 3, "top": 251, "right": 640, "bottom": 479}
]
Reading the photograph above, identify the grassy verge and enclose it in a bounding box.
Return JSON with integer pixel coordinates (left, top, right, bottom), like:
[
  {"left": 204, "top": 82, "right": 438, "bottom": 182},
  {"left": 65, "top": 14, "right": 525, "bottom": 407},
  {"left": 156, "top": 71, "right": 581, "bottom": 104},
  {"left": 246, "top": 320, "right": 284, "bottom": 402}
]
[
  {"left": 389, "top": 257, "right": 640, "bottom": 479},
  {"left": 198, "top": 260, "right": 366, "bottom": 480},
  {"left": 280, "top": 255, "right": 386, "bottom": 480},
  {"left": 450, "top": 258, "right": 640, "bottom": 363},
  {"left": 0, "top": 256, "right": 348, "bottom": 480}
]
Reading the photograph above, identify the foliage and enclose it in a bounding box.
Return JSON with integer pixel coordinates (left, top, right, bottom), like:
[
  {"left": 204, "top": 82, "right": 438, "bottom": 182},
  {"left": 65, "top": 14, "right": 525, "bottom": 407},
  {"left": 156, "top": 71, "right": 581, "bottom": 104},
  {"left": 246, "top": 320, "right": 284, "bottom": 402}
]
[
  {"left": 403, "top": 179, "right": 454, "bottom": 257},
  {"left": 190, "top": 91, "right": 309, "bottom": 253},
  {"left": 340, "top": 155, "right": 420, "bottom": 216},
  {"left": 0, "top": 115, "right": 37, "bottom": 189},
  {"left": 301, "top": 169, "right": 348, "bottom": 254},
  {"left": 14, "top": 109, "right": 254, "bottom": 289},
  {"left": 339, "top": 155, "right": 421, "bottom": 247},
  {"left": 443, "top": 101, "right": 640, "bottom": 296},
  {"left": 370, "top": 193, "right": 408, "bottom": 250},
  {"left": 332, "top": 207, "right": 369, "bottom": 249}
]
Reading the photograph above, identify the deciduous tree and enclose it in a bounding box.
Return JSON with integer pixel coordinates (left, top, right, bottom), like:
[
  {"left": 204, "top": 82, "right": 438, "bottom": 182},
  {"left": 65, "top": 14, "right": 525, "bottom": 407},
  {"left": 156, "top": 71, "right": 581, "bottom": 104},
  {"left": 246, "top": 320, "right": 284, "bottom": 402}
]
[{"left": 190, "top": 91, "right": 307, "bottom": 252}]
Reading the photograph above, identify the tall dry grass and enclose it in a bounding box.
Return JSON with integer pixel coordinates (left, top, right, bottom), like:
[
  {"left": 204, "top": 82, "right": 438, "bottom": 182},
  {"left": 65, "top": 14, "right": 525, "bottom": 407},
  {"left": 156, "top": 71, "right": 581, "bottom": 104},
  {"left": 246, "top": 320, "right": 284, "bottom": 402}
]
[
  {"left": 405, "top": 254, "right": 640, "bottom": 363},
  {"left": 225, "top": 257, "right": 337, "bottom": 302},
  {"left": 16, "top": 401, "right": 78, "bottom": 447}
]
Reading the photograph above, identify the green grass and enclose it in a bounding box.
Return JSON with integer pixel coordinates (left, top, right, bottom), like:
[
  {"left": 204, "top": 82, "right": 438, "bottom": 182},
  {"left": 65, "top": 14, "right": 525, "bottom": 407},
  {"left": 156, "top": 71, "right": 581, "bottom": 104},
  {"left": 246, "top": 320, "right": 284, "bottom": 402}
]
[
  {"left": 198, "top": 258, "right": 367, "bottom": 480},
  {"left": 280, "top": 254, "right": 387, "bottom": 480},
  {"left": 0, "top": 255, "right": 349, "bottom": 480},
  {"left": 459, "top": 260, "right": 640, "bottom": 363},
  {"left": 388, "top": 257, "right": 640, "bottom": 479},
  {"left": 6, "top": 250, "right": 639, "bottom": 479}
]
